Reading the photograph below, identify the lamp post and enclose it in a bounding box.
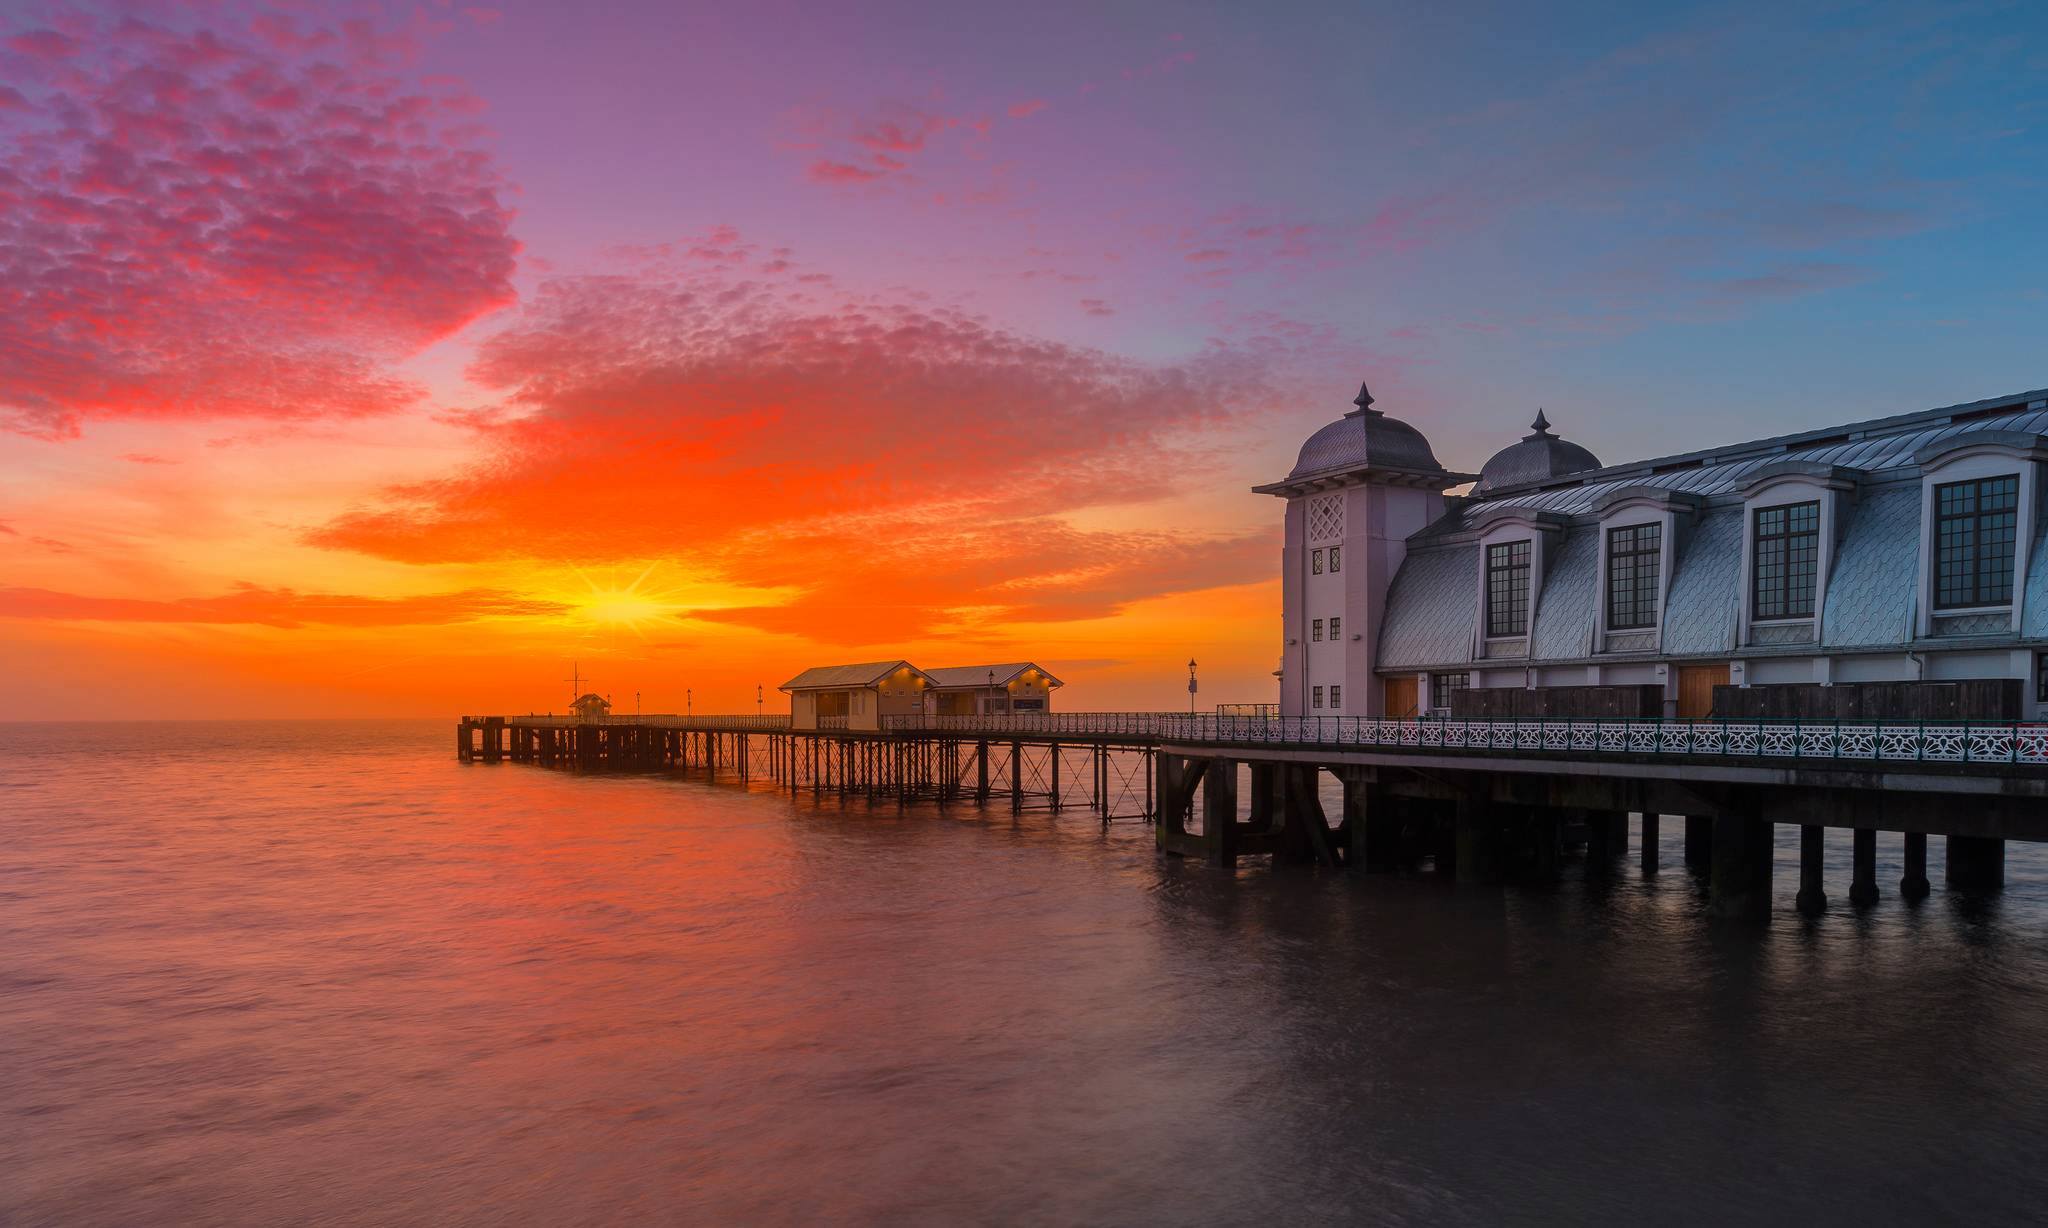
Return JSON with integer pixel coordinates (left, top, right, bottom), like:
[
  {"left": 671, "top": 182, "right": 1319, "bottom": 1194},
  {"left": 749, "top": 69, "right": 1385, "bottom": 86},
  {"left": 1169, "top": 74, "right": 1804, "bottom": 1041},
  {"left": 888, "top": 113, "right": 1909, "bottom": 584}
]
[
  {"left": 756, "top": 684, "right": 763, "bottom": 717},
  {"left": 988, "top": 668, "right": 997, "bottom": 718},
  {"left": 1187, "top": 659, "right": 1198, "bottom": 715},
  {"left": 686, "top": 688, "right": 692, "bottom": 718}
]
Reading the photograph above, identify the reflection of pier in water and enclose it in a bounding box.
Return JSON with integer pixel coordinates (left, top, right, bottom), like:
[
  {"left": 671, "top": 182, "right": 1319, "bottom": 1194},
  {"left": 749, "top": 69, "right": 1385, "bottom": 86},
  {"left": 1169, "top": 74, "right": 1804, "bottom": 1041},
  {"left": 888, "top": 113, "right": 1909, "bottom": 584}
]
[{"left": 457, "top": 711, "right": 2048, "bottom": 920}]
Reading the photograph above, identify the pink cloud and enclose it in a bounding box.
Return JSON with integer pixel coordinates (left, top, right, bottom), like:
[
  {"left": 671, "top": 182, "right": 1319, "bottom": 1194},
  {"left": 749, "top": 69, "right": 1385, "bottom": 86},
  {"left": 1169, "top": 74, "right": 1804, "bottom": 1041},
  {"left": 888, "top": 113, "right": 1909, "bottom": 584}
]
[
  {"left": 807, "top": 159, "right": 886, "bottom": 184},
  {"left": 6, "top": 29, "right": 80, "bottom": 59},
  {"left": 0, "top": 11, "right": 518, "bottom": 439},
  {"left": 1006, "top": 99, "right": 1048, "bottom": 119}
]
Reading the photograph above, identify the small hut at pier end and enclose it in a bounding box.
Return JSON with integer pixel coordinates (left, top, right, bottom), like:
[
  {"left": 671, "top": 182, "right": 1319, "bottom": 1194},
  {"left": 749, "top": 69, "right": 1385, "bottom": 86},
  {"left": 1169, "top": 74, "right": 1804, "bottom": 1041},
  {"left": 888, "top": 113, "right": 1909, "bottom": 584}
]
[
  {"left": 923, "top": 664, "right": 1063, "bottom": 715},
  {"left": 781, "top": 661, "right": 932, "bottom": 731},
  {"left": 570, "top": 693, "right": 611, "bottom": 722},
  {"left": 1258, "top": 380, "right": 2048, "bottom": 721}
]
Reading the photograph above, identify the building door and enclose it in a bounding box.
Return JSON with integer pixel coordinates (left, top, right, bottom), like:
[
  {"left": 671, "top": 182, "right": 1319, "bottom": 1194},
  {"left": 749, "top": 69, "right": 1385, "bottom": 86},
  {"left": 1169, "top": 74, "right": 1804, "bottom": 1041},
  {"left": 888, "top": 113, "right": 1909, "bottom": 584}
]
[
  {"left": 1384, "top": 675, "right": 1419, "bottom": 718},
  {"left": 1676, "top": 663, "right": 1729, "bottom": 719}
]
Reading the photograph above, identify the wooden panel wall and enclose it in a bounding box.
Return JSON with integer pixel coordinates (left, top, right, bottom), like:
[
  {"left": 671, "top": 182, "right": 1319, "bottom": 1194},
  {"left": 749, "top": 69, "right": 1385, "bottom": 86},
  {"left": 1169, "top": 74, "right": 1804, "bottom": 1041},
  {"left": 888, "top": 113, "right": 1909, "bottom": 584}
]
[
  {"left": 1449, "top": 685, "right": 1666, "bottom": 719},
  {"left": 1708, "top": 680, "right": 2022, "bottom": 720}
]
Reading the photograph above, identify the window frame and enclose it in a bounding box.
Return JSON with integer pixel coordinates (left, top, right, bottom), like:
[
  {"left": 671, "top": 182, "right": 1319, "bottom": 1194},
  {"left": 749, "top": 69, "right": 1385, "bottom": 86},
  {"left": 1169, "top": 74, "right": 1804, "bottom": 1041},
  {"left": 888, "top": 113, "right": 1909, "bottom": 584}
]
[
  {"left": 1484, "top": 539, "right": 1531, "bottom": 638},
  {"left": 1311, "top": 618, "right": 1323, "bottom": 642},
  {"left": 1328, "top": 616, "right": 1342, "bottom": 641},
  {"left": 1750, "top": 499, "right": 1821, "bottom": 622},
  {"left": 1328, "top": 546, "right": 1342, "bottom": 573},
  {"left": 1328, "top": 684, "right": 1342, "bottom": 709},
  {"left": 1311, "top": 685, "right": 1324, "bottom": 709},
  {"left": 1932, "top": 475, "right": 2020, "bottom": 611},
  {"left": 1605, "top": 522, "right": 1662, "bottom": 631},
  {"left": 1430, "top": 672, "right": 1469, "bottom": 714}
]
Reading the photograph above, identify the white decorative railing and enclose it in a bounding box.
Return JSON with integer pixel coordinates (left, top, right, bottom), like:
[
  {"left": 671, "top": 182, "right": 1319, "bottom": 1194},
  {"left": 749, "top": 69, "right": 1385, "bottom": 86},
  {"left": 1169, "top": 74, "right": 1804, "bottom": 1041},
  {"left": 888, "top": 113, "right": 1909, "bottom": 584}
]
[{"left": 877, "top": 712, "right": 2048, "bottom": 765}]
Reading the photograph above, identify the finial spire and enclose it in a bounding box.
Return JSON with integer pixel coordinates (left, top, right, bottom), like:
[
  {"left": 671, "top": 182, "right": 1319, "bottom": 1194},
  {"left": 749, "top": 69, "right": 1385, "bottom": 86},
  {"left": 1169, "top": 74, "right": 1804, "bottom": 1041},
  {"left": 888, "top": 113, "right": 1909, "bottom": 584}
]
[
  {"left": 1528, "top": 408, "right": 1552, "bottom": 437},
  {"left": 1351, "top": 380, "right": 1379, "bottom": 416}
]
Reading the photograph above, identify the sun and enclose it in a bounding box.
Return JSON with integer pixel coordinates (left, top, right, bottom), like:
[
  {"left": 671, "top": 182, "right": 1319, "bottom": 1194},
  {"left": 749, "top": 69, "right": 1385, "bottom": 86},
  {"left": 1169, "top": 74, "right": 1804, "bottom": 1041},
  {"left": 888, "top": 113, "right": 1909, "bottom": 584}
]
[{"left": 564, "top": 563, "right": 687, "bottom": 633}]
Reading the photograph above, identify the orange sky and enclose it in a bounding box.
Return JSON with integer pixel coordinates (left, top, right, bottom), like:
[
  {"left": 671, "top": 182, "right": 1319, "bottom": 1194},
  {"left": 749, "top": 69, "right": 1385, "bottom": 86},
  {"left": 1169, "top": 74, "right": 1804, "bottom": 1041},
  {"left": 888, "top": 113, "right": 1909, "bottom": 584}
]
[{"left": 7, "top": 3, "right": 2043, "bottom": 719}]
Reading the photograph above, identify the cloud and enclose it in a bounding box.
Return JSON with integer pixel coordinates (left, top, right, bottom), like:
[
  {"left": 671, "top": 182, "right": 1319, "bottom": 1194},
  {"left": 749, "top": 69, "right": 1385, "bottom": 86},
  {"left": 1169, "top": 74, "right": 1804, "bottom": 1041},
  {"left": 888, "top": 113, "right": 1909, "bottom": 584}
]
[
  {"left": 0, "top": 9, "right": 518, "bottom": 439},
  {"left": 0, "top": 583, "right": 568, "bottom": 628},
  {"left": 1079, "top": 297, "right": 1115, "bottom": 316},
  {"left": 1710, "top": 261, "right": 1872, "bottom": 301},
  {"left": 1006, "top": 99, "right": 1047, "bottom": 119},
  {"left": 120, "top": 452, "right": 176, "bottom": 465},
  {"left": 310, "top": 238, "right": 1292, "bottom": 638}
]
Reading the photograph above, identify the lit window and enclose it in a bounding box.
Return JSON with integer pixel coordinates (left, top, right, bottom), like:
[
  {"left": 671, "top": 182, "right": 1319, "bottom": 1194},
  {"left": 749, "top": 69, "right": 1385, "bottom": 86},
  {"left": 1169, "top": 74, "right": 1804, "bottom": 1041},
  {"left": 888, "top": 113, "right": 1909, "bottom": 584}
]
[
  {"left": 1752, "top": 500, "right": 1820, "bottom": 620},
  {"left": 1486, "top": 540, "right": 1531, "bottom": 637},
  {"left": 1329, "top": 616, "right": 1342, "bottom": 640},
  {"left": 1311, "top": 548, "right": 1324, "bottom": 575},
  {"left": 1606, "top": 523, "right": 1662, "bottom": 631},
  {"left": 1311, "top": 685, "right": 1324, "bottom": 708},
  {"left": 1329, "top": 546, "right": 1342, "bottom": 573},
  {"left": 1311, "top": 619, "right": 1323, "bottom": 642},
  {"left": 1935, "top": 476, "right": 2019, "bottom": 609},
  {"left": 1329, "top": 685, "right": 1342, "bottom": 709}
]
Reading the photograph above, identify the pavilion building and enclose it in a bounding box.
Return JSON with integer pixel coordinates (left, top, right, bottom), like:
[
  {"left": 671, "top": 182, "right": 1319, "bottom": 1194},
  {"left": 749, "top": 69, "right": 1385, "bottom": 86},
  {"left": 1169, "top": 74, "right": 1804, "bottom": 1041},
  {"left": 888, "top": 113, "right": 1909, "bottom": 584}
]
[{"left": 1256, "top": 381, "right": 2048, "bottom": 720}]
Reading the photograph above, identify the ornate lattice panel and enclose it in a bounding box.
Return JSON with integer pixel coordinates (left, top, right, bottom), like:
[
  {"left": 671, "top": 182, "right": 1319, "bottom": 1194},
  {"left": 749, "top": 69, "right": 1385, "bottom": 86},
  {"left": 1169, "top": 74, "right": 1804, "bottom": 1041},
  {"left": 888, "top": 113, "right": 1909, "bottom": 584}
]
[{"left": 1306, "top": 493, "right": 1344, "bottom": 543}]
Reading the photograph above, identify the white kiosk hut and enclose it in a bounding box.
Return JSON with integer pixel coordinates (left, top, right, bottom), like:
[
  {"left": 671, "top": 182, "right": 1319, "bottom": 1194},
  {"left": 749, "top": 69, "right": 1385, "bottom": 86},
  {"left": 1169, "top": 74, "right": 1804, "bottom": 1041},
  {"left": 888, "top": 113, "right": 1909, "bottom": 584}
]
[
  {"left": 781, "top": 661, "right": 932, "bottom": 730},
  {"left": 924, "top": 663, "right": 1063, "bottom": 716}
]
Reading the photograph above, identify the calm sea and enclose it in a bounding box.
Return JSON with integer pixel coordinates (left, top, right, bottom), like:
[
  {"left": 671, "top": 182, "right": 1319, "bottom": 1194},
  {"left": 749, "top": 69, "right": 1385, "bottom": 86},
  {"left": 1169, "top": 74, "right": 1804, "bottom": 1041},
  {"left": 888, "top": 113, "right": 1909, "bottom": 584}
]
[{"left": 4, "top": 719, "right": 2048, "bottom": 1226}]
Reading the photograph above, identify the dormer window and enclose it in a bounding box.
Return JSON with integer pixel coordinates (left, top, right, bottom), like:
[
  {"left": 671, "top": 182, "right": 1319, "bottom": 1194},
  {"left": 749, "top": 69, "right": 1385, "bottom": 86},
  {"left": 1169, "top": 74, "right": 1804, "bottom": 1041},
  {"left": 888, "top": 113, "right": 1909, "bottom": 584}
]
[
  {"left": 1485, "top": 540, "right": 1530, "bottom": 637},
  {"left": 1606, "top": 523, "right": 1661, "bottom": 630},
  {"left": 1751, "top": 501, "right": 1820, "bottom": 620},
  {"left": 1934, "top": 476, "right": 2019, "bottom": 609}
]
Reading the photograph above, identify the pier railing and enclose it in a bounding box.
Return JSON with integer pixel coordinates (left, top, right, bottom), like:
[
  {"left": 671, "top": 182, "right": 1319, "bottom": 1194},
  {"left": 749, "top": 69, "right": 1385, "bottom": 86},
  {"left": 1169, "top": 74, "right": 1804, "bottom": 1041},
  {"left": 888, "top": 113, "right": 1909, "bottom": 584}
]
[
  {"left": 483, "top": 714, "right": 793, "bottom": 730},
  {"left": 879, "top": 712, "right": 2048, "bottom": 765}
]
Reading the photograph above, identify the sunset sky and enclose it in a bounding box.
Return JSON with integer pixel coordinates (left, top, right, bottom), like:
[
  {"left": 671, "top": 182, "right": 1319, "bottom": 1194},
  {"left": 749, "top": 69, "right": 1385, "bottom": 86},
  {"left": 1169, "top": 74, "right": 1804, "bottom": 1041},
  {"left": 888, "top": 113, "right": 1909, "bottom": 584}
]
[{"left": 3, "top": 0, "right": 2044, "bottom": 719}]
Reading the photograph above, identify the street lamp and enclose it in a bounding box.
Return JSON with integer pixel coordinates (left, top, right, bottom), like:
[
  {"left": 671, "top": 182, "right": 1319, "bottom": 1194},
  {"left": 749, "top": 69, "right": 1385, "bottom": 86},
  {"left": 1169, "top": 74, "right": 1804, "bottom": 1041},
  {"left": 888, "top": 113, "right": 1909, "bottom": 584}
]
[
  {"left": 988, "top": 667, "right": 998, "bottom": 718},
  {"left": 756, "top": 684, "right": 763, "bottom": 717},
  {"left": 1187, "top": 659, "right": 1198, "bottom": 715},
  {"left": 686, "top": 688, "right": 692, "bottom": 718}
]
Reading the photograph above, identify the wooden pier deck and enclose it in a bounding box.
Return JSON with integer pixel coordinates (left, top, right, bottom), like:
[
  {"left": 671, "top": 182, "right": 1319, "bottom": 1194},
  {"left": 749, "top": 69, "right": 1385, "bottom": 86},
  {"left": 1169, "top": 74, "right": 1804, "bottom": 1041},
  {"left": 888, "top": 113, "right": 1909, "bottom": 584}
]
[{"left": 459, "top": 711, "right": 2048, "bottom": 919}]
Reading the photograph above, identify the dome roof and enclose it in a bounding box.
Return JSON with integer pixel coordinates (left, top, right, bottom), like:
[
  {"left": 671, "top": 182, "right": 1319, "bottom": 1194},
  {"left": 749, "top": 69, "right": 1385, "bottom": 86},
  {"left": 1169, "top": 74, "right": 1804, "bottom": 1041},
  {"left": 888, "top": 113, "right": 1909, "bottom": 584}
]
[
  {"left": 1285, "top": 382, "right": 1448, "bottom": 480},
  {"left": 1476, "top": 410, "right": 1602, "bottom": 493}
]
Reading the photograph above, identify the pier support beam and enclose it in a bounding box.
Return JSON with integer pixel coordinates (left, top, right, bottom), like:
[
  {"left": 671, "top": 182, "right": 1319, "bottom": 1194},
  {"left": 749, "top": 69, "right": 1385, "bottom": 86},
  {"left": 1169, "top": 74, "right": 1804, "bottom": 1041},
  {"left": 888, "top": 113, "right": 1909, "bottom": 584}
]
[
  {"left": 1796, "top": 824, "right": 1827, "bottom": 916},
  {"left": 1849, "top": 828, "right": 1880, "bottom": 906},
  {"left": 1947, "top": 835, "right": 2005, "bottom": 890},
  {"left": 1344, "top": 774, "right": 1399, "bottom": 872},
  {"left": 1641, "top": 813, "right": 1660, "bottom": 875},
  {"left": 1203, "top": 759, "right": 1240, "bottom": 869},
  {"left": 1684, "top": 815, "right": 1712, "bottom": 869},
  {"left": 1900, "top": 832, "right": 1931, "bottom": 900},
  {"left": 1709, "top": 810, "right": 1773, "bottom": 922},
  {"left": 1454, "top": 786, "right": 1502, "bottom": 885}
]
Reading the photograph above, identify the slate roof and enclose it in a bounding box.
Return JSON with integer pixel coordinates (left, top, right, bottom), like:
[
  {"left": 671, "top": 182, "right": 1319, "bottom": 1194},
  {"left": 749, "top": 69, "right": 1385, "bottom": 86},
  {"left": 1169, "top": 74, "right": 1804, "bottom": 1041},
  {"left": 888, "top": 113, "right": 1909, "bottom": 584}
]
[
  {"left": 1818, "top": 487, "right": 1920, "bottom": 647},
  {"left": 1450, "top": 388, "right": 2048, "bottom": 526},
  {"left": 2024, "top": 516, "right": 2048, "bottom": 640},
  {"left": 780, "top": 661, "right": 925, "bottom": 690},
  {"left": 924, "top": 663, "right": 1064, "bottom": 689},
  {"left": 1376, "top": 387, "right": 2048, "bottom": 670},
  {"left": 1661, "top": 509, "right": 1742, "bottom": 655},
  {"left": 1378, "top": 545, "right": 1477, "bottom": 669},
  {"left": 1476, "top": 412, "right": 1603, "bottom": 493}
]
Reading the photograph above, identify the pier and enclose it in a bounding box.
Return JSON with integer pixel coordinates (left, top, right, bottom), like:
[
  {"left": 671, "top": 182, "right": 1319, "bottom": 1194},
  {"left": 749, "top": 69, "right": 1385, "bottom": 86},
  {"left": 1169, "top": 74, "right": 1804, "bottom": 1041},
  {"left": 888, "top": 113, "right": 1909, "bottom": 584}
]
[{"left": 460, "top": 710, "right": 2048, "bottom": 919}]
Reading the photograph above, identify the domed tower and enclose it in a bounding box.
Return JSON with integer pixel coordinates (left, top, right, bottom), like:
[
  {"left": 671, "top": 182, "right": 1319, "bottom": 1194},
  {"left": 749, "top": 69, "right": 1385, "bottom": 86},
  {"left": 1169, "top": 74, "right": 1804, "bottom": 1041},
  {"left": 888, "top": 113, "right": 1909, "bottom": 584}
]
[
  {"left": 1253, "top": 382, "right": 1473, "bottom": 717},
  {"left": 1475, "top": 410, "right": 1601, "bottom": 493}
]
